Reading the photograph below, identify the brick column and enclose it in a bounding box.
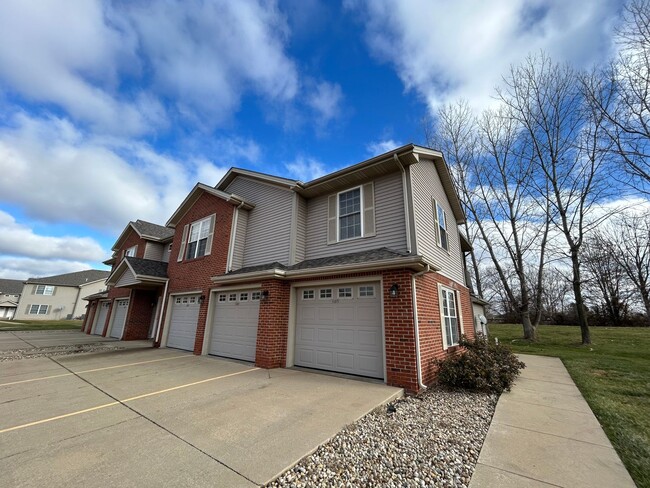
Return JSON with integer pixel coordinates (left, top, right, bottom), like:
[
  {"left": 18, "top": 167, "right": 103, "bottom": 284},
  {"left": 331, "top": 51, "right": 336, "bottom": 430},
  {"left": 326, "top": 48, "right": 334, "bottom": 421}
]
[
  {"left": 123, "top": 289, "right": 158, "bottom": 340},
  {"left": 255, "top": 279, "right": 291, "bottom": 369},
  {"left": 383, "top": 269, "right": 419, "bottom": 393},
  {"left": 83, "top": 301, "right": 97, "bottom": 334}
]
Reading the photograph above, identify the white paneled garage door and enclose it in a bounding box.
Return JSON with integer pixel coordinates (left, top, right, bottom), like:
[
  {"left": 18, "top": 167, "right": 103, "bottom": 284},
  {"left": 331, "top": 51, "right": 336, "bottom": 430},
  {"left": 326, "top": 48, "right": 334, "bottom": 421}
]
[
  {"left": 209, "top": 290, "right": 261, "bottom": 361},
  {"left": 166, "top": 295, "right": 201, "bottom": 351},
  {"left": 109, "top": 299, "right": 129, "bottom": 339},
  {"left": 295, "top": 282, "right": 383, "bottom": 379},
  {"left": 92, "top": 301, "right": 110, "bottom": 335}
]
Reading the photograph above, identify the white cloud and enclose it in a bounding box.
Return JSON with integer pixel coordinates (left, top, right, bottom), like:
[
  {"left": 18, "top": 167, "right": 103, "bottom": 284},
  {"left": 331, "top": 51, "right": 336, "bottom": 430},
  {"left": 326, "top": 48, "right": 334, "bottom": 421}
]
[
  {"left": 284, "top": 156, "right": 328, "bottom": 181},
  {"left": 0, "top": 111, "right": 234, "bottom": 232},
  {"left": 346, "top": 0, "right": 620, "bottom": 112},
  {"left": 0, "top": 257, "right": 101, "bottom": 281},
  {"left": 366, "top": 139, "right": 402, "bottom": 156},
  {"left": 0, "top": 211, "right": 105, "bottom": 261},
  {"left": 307, "top": 81, "right": 343, "bottom": 125}
]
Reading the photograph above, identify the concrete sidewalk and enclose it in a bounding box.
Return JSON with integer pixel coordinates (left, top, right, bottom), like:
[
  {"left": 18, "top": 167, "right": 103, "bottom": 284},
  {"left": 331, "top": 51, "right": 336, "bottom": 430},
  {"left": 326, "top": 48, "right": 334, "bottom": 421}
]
[{"left": 470, "top": 354, "right": 635, "bottom": 488}]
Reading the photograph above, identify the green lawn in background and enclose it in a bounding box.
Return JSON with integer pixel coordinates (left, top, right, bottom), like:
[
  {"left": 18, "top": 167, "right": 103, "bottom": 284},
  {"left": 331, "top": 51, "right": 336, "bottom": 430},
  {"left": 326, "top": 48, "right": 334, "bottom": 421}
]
[
  {"left": 490, "top": 324, "right": 650, "bottom": 488},
  {"left": 0, "top": 320, "right": 83, "bottom": 331}
]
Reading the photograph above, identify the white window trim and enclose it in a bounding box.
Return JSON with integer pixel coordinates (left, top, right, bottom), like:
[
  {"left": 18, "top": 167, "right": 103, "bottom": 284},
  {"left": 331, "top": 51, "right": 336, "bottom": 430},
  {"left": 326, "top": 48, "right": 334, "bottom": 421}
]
[
  {"left": 302, "top": 290, "right": 315, "bottom": 300},
  {"left": 337, "top": 287, "right": 353, "bottom": 299},
  {"left": 29, "top": 304, "right": 49, "bottom": 315},
  {"left": 433, "top": 199, "right": 450, "bottom": 252},
  {"left": 125, "top": 245, "right": 137, "bottom": 257},
  {"left": 319, "top": 288, "right": 333, "bottom": 299},
  {"left": 35, "top": 285, "right": 55, "bottom": 295},
  {"left": 439, "top": 285, "right": 461, "bottom": 349},
  {"left": 186, "top": 216, "right": 212, "bottom": 260},
  {"left": 358, "top": 285, "right": 376, "bottom": 298},
  {"left": 337, "top": 185, "right": 364, "bottom": 242}
]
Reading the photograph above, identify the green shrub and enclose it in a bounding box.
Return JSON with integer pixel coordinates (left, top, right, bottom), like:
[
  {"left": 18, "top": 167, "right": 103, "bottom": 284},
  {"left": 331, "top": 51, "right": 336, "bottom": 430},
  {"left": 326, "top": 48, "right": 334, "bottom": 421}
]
[{"left": 435, "top": 335, "right": 526, "bottom": 393}]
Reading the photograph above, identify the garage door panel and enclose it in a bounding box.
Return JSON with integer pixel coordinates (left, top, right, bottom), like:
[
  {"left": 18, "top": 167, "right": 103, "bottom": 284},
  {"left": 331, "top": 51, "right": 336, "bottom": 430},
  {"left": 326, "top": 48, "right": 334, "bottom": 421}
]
[
  {"left": 93, "top": 302, "right": 110, "bottom": 335},
  {"left": 110, "top": 300, "right": 129, "bottom": 339},
  {"left": 209, "top": 291, "right": 260, "bottom": 362},
  {"left": 166, "top": 296, "right": 200, "bottom": 351},
  {"left": 295, "top": 282, "right": 383, "bottom": 379}
]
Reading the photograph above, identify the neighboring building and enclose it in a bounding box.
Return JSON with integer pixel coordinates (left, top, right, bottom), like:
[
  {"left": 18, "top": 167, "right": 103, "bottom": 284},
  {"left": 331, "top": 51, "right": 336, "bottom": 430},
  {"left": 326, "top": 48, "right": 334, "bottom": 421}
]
[
  {"left": 83, "top": 144, "right": 488, "bottom": 393},
  {"left": 14, "top": 270, "right": 110, "bottom": 321},
  {"left": 0, "top": 278, "right": 23, "bottom": 320}
]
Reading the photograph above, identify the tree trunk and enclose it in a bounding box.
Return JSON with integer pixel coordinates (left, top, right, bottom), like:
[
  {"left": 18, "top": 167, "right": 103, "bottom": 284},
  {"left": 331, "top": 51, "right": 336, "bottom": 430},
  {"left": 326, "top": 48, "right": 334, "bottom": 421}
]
[
  {"left": 571, "top": 250, "right": 591, "bottom": 344},
  {"left": 521, "top": 309, "right": 537, "bottom": 341}
]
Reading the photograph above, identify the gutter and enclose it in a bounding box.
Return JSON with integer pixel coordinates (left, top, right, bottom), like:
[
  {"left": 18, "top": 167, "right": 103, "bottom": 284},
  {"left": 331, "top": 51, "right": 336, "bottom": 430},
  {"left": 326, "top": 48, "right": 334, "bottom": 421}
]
[
  {"left": 211, "top": 256, "right": 436, "bottom": 284},
  {"left": 411, "top": 264, "right": 431, "bottom": 391}
]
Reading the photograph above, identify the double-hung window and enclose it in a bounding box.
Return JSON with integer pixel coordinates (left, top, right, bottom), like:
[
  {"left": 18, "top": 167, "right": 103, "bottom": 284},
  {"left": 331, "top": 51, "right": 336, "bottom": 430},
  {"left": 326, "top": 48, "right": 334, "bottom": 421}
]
[
  {"left": 338, "top": 188, "right": 362, "bottom": 240},
  {"left": 29, "top": 304, "right": 49, "bottom": 315},
  {"left": 35, "top": 285, "right": 55, "bottom": 295},
  {"left": 434, "top": 199, "right": 449, "bottom": 251},
  {"left": 440, "top": 287, "right": 460, "bottom": 347},
  {"left": 178, "top": 215, "right": 215, "bottom": 261},
  {"left": 125, "top": 245, "right": 137, "bottom": 257}
]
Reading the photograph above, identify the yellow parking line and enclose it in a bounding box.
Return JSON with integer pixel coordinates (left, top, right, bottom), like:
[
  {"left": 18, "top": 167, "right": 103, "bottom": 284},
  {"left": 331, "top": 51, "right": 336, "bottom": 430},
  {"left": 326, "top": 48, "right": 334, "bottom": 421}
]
[
  {"left": 0, "top": 355, "right": 190, "bottom": 387},
  {"left": 0, "top": 367, "right": 259, "bottom": 434}
]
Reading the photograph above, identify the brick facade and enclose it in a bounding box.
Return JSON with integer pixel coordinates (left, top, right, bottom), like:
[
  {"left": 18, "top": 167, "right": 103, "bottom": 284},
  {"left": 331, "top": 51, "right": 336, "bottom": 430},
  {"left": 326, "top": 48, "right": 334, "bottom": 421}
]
[
  {"left": 255, "top": 279, "right": 291, "bottom": 368},
  {"left": 82, "top": 302, "right": 97, "bottom": 334},
  {"left": 157, "top": 192, "right": 234, "bottom": 354},
  {"left": 122, "top": 289, "right": 159, "bottom": 340}
]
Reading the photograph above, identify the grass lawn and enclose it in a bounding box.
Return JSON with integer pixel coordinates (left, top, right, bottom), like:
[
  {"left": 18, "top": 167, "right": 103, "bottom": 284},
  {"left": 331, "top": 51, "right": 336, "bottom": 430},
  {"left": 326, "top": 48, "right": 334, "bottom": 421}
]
[
  {"left": 490, "top": 324, "right": 650, "bottom": 488},
  {"left": 0, "top": 320, "right": 83, "bottom": 331}
]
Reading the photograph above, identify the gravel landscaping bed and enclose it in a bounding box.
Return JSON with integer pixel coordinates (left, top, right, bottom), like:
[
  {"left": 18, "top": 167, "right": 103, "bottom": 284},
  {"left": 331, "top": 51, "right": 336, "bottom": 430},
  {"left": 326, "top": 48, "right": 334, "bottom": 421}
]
[
  {"left": 267, "top": 387, "right": 498, "bottom": 488},
  {"left": 0, "top": 343, "right": 127, "bottom": 361}
]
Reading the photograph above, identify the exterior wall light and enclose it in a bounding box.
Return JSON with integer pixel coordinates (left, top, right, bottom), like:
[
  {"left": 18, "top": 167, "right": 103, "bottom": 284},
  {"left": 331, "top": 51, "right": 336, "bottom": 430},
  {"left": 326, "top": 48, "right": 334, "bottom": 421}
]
[
  {"left": 261, "top": 290, "right": 269, "bottom": 300},
  {"left": 389, "top": 283, "right": 399, "bottom": 298},
  {"left": 199, "top": 295, "right": 206, "bottom": 304}
]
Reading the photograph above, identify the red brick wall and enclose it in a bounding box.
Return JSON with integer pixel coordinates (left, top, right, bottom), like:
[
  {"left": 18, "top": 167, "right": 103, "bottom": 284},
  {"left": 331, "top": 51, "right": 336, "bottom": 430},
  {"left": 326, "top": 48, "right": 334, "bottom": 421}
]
[
  {"left": 123, "top": 289, "right": 158, "bottom": 340},
  {"left": 83, "top": 301, "right": 97, "bottom": 334},
  {"left": 255, "top": 279, "right": 291, "bottom": 368},
  {"left": 157, "top": 192, "right": 234, "bottom": 353},
  {"left": 415, "top": 271, "right": 474, "bottom": 385}
]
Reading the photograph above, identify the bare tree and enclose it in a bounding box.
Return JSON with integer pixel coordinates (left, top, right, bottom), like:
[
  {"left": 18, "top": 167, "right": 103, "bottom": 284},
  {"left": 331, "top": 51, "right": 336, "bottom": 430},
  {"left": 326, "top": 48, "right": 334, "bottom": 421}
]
[
  {"left": 583, "top": 0, "right": 650, "bottom": 191},
  {"left": 611, "top": 212, "right": 650, "bottom": 321},
  {"left": 498, "top": 53, "right": 612, "bottom": 344},
  {"left": 430, "top": 100, "right": 549, "bottom": 340}
]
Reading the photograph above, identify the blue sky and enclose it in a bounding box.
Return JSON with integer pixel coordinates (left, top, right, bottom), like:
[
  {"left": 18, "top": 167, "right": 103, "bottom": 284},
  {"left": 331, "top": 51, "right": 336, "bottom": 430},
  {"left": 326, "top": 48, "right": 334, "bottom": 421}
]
[{"left": 0, "top": 0, "right": 625, "bottom": 279}]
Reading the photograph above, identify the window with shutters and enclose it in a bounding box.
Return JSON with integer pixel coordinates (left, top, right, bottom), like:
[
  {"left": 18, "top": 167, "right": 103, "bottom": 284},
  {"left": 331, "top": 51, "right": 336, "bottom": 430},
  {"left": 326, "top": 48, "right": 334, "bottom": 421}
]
[
  {"left": 328, "top": 182, "right": 375, "bottom": 244},
  {"left": 29, "top": 304, "right": 49, "bottom": 315},
  {"left": 35, "top": 285, "right": 55, "bottom": 295},
  {"left": 185, "top": 216, "right": 211, "bottom": 259}
]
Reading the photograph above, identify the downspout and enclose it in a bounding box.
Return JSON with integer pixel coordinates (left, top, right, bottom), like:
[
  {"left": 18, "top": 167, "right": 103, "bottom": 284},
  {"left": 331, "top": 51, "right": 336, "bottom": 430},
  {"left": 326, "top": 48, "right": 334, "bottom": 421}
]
[
  {"left": 154, "top": 279, "right": 169, "bottom": 345},
  {"left": 393, "top": 153, "right": 412, "bottom": 254},
  {"left": 411, "top": 264, "right": 430, "bottom": 391}
]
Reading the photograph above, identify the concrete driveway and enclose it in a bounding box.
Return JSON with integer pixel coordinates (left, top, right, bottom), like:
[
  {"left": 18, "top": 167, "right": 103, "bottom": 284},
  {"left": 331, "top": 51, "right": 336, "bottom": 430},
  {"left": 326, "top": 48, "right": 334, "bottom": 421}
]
[{"left": 0, "top": 331, "right": 402, "bottom": 487}]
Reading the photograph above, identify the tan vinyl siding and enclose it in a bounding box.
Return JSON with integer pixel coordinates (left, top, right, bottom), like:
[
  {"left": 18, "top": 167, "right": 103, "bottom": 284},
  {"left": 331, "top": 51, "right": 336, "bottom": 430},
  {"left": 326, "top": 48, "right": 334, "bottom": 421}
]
[
  {"left": 231, "top": 208, "right": 249, "bottom": 271},
  {"left": 410, "top": 159, "right": 465, "bottom": 284},
  {"left": 14, "top": 285, "right": 79, "bottom": 321},
  {"left": 305, "top": 171, "right": 408, "bottom": 259},
  {"left": 226, "top": 177, "right": 293, "bottom": 267},
  {"left": 144, "top": 242, "right": 164, "bottom": 261},
  {"left": 294, "top": 195, "right": 307, "bottom": 263}
]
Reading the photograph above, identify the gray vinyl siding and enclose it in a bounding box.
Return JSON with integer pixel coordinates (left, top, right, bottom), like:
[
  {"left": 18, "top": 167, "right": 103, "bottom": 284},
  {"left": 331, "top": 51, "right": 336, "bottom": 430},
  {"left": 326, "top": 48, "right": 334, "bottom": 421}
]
[
  {"left": 226, "top": 177, "right": 293, "bottom": 267},
  {"left": 230, "top": 208, "right": 249, "bottom": 271},
  {"left": 294, "top": 195, "right": 307, "bottom": 263},
  {"left": 144, "top": 242, "right": 164, "bottom": 261},
  {"left": 410, "top": 159, "right": 465, "bottom": 284},
  {"left": 305, "top": 171, "right": 408, "bottom": 259},
  {"left": 116, "top": 269, "right": 138, "bottom": 287}
]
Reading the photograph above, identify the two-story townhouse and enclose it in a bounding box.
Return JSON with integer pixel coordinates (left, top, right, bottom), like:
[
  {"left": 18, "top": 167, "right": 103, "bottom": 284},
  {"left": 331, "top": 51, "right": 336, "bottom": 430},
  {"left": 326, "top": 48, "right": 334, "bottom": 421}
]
[
  {"left": 82, "top": 220, "right": 174, "bottom": 339},
  {"left": 14, "top": 270, "right": 109, "bottom": 321},
  {"left": 86, "top": 144, "right": 486, "bottom": 393},
  {"left": 154, "top": 144, "right": 482, "bottom": 393}
]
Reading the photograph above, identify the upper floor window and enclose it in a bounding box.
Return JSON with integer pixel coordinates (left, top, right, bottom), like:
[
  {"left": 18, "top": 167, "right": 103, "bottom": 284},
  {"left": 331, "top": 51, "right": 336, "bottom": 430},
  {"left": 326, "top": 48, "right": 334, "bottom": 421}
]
[
  {"left": 178, "top": 214, "right": 215, "bottom": 262},
  {"left": 327, "top": 183, "right": 376, "bottom": 244},
  {"left": 339, "top": 188, "right": 361, "bottom": 240},
  {"left": 125, "top": 245, "right": 137, "bottom": 257},
  {"left": 434, "top": 199, "right": 449, "bottom": 251},
  {"left": 35, "top": 285, "right": 55, "bottom": 295}
]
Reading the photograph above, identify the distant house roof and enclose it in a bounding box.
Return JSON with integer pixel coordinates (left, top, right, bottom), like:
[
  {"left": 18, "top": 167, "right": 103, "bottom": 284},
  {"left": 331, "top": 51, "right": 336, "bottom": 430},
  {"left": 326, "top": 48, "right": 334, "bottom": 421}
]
[
  {"left": 0, "top": 278, "right": 24, "bottom": 295},
  {"left": 26, "top": 270, "right": 110, "bottom": 287}
]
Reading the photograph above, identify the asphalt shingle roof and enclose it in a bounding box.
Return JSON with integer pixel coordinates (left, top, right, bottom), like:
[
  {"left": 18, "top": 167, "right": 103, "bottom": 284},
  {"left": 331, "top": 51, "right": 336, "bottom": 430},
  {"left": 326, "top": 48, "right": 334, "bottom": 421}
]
[
  {"left": 132, "top": 220, "right": 175, "bottom": 240},
  {"left": 125, "top": 257, "right": 169, "bottom": 278},
  {"left": 0, "top": 278, "right": 24, "bottom": 295},
  {"left": 225, "top": 248, "right": 411, "bottom": 276},
  {"left": 26, "top": 270, "right": 110, "bottom": 287}
]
